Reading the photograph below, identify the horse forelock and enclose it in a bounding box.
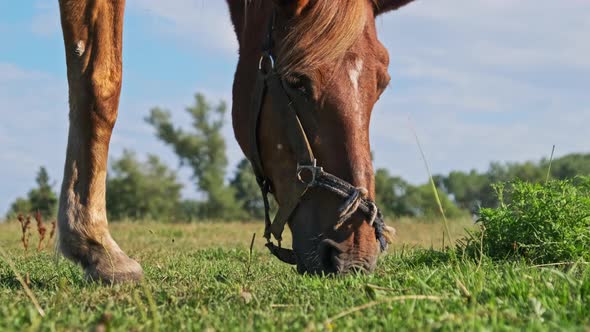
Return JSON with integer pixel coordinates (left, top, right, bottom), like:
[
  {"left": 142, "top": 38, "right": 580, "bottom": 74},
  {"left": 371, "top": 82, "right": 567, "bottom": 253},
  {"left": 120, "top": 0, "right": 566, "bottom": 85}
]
[
  {"left": 240, "top": 0, "right": 370, "bottom": 77},
  {"left": 279, "top": 1, "right": 369, "bottom": 77}
]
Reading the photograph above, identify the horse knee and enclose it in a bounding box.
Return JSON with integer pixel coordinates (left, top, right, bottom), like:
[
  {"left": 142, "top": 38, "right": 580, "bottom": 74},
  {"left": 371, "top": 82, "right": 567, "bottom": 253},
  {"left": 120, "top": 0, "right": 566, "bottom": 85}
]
[
  {"left": 90, "top": 65, "right": 122, "bottom": 128},
  {"left": 91, "top": 67, "right": 122, "bottom": 102}
]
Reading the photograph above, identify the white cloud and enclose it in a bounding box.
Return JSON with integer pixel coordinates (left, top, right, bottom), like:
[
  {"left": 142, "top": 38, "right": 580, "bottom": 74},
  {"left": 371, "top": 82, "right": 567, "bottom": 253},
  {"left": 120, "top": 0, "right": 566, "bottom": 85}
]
[
  {"left": 382, "top": 0, "right": 590, "bottom": 70},
  {"left": 370, "top": 0, "right": 590, "bottom": 181},
  {"left": 371, "top": 106, "right": 590, "bottom": 183},
  {"left": 127, "top": 0, "right": 237, "bottom": 54},
  {"left": 28, "top": 0, "right": 239, "bottom": 54},
  {"left": 0, "top": 62, "right": 69, "bottom": 215}
]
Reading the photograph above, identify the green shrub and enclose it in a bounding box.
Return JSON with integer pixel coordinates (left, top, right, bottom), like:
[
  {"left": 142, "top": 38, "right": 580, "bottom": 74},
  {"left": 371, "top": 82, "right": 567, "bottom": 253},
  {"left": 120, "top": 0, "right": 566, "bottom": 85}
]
[{"left": 460, "top": 177, "right": 590, "bottom": 263}]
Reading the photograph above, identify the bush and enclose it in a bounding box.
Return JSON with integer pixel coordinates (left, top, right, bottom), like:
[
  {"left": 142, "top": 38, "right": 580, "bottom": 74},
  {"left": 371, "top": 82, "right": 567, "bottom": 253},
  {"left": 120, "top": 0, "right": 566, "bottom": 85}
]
[
  {"left": 460, "top": 177, "right": 590, "bottom": 263},
  {"left": 106, "top": 150, "right": 183, "bottom": 221},
  {"left": 6, "top": 167, "right": 58, "bottom": 221}
]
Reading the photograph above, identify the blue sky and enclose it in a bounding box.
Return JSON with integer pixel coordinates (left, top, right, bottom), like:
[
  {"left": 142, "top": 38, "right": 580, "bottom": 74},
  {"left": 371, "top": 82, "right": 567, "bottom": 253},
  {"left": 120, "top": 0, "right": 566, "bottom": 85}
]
[{"left": 1, "top": 0, "right": 589, "bottom": 215}]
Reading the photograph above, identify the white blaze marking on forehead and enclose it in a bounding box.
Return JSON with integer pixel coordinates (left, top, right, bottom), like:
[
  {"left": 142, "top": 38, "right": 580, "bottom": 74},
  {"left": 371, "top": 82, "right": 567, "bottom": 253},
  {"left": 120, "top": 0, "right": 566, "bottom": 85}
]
[
  {"left": 349, "top": 58, "right": 364, "bottom": 116},
  {"left": 349, "top": 58, "right": 363, "bottom": 93}
]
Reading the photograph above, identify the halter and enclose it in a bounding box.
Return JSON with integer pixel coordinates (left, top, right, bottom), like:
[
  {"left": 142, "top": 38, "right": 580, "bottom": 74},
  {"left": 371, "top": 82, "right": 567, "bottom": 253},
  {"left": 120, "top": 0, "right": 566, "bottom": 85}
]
[{"left": 248, "top": 10, "right": 388, "bottom": 265}]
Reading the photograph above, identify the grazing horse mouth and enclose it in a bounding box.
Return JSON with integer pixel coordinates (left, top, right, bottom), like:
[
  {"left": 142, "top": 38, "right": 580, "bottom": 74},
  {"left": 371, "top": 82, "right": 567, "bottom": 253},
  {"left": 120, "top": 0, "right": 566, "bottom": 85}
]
[
  {"left": 294, "top": 238, "right": 378, "bottom": 275},
  {"left": 319, "top": 239, "right": 377, "bottom": 274},
  {"left": 247, "top": 9, "right": 389, "bottom": 267}
]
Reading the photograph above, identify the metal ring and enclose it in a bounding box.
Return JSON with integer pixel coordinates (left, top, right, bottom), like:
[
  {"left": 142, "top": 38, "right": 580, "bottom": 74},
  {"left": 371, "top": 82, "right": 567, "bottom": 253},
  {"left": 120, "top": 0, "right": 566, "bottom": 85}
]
[
  {"left": 258, "top": 54, "right": 275, "bottom": 71},
  {"left": 296, "top": 167, "right": 316, "bottom": 185},
  {"left": 296, "top": 160, "right": 321, "bottom": 186}
]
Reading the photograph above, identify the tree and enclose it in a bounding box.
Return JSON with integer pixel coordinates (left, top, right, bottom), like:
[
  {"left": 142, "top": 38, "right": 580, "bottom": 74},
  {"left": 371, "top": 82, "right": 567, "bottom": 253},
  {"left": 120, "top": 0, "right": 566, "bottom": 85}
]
[
  {"left": 548, "top": 153, "right": 590, "bottom": 179},
  {"left": 374, "top": 168, "right": 467, "bottom": 219},
  {"left": 177, "top": 200, "right": 203, "bottom": 222},
  {"left": 28, "top": 167, "right": 58, "bottom": 218},
  {"left": 146, "top": 93, "right": 243, "bottom": 219},
  {"left": 230, "top": 159, "right": 265, "bottom": 219},
  {"left": 106, "top": 150, "right": 183, "bottom": 221},
  {"left": 374, "top": 168, "right": 411, "bottom": 217},
  {"left": 443, "top": 170, "right": 490, "bottom": 213},
  {"left": 439, "top": 153, "right": 590, "bottom": 214},
  {"left": 6, "top": 167, "right": 58, "bottom": 220},
  {"left": 399, "top": 184, "right": 467, "bottom": 219},
  {"left": 6, "top": 198, "right": 32, "bottom": 220}
]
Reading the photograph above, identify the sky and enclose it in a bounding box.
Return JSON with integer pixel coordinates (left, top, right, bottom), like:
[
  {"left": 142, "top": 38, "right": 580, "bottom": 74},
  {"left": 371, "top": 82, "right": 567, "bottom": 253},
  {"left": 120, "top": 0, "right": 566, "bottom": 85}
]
[{"left": 1, "top": 0, "right": 589, "bottom": 216}]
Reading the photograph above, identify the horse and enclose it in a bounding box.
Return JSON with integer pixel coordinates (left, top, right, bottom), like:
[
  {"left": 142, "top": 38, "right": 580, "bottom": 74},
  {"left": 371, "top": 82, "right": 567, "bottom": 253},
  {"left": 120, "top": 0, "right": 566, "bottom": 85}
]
[{"left": 56, "top": 0, "right": 415, "bottom": 283}]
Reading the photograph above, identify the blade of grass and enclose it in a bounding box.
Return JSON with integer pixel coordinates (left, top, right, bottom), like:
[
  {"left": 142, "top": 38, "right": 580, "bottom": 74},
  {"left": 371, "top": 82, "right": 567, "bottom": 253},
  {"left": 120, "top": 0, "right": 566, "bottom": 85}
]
[
  {"left": 0, "top": 246, "right": 45, "bottom": 317},
  {"left": 408, "top": 118, "right": 454, "bottom": 245},
  {"left": 324, "top": 295, "right": 441, "bottom": 327},
  {"left": 247, "top": 233, "right": 256, "bottom": 277},
  {"left": 546, "top": 145, "right": 556, "bottom": 182},
  {"left": 133, "top": 289, "right": 149, "bottom": 322},
  {"left": 142, "top": 280, "right": 160, "bottom": 330}
]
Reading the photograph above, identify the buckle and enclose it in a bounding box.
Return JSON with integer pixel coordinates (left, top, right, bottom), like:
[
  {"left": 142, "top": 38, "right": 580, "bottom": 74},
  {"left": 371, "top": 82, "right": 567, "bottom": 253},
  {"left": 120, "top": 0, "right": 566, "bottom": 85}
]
[
  {"left": 258, "top": 53, "right": 275, "bottom": 74},
  {"left": 297, "top": 159, "right": 322, "bottom": 186}
]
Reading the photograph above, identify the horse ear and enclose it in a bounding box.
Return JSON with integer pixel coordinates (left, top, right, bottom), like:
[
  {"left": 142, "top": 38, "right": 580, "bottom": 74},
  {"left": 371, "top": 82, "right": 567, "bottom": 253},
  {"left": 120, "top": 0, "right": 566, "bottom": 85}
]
[
  {"left": 373, "top": 0, "right": 415, "bottom": 16},
  {"left": 272, "top": 0, "right": 310, "bottom": 17}
]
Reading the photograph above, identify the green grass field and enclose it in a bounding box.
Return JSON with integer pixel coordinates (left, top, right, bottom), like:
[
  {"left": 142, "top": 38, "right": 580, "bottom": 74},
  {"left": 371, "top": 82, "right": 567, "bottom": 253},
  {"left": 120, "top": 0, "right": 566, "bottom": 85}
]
[{"left": 1, "top": 219, "right": 589, "bottom": 331}]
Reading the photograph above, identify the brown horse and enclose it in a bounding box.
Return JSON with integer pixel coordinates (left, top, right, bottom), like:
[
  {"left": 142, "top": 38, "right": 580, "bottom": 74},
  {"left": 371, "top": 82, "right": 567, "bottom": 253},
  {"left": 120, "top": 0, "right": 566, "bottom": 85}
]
[
  {"left": 56, "top": 0, "right": 414, "bottom": 283},
  {"left": 228, "top": 0, "right": 413, "bottom": 274}
]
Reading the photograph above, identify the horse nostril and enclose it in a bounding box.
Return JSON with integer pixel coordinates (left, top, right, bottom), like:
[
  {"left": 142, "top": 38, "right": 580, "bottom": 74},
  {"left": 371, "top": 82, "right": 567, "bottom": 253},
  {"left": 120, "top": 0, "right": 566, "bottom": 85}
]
[{"left": 319, "top": 239, "right": 343, "bottom": 273}]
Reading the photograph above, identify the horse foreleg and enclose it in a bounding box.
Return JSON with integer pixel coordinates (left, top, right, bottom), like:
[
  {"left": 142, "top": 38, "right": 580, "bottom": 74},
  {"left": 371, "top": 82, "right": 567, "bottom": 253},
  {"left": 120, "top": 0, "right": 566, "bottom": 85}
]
[{"left": 57, "top": 0, "right": 142, "bottom": 283}]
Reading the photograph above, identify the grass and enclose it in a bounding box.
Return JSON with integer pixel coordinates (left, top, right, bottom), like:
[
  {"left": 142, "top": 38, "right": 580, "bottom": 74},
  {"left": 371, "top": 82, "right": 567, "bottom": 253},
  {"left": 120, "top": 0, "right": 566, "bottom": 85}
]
[
  {"left": 1, "top": 220, "right": 589, "bottom": 331},
  {"left": 461, "top": 177, "right": 590, "bottom": 264}
]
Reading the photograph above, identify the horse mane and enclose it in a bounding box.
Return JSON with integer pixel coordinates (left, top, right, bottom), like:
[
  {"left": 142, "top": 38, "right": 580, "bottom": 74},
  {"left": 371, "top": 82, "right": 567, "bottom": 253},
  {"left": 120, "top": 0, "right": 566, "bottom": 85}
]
[{"left": 238, "top": 0, "right": 369, "bottom": 77}]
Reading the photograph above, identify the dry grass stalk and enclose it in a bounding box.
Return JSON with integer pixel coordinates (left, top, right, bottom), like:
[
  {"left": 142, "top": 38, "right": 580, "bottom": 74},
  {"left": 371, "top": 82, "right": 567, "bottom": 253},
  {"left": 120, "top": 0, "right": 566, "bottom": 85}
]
[
  {"left": 530, "top": 262, "right": 588, "bottom": 268},
  {"left": 49, "top": 220, "right": 56, "bottom": 242},
  {"left": 17, "top": 214, "right": 32, "bottom": 251},
  {"left": 408, "top": 119, "right": 454, "bottom": 245},
  {"left": 455, "top": 279, "right": 472, "bottom": 301},
  {"left": 34, "top": 211, "right": 47, "bottom": 252}
]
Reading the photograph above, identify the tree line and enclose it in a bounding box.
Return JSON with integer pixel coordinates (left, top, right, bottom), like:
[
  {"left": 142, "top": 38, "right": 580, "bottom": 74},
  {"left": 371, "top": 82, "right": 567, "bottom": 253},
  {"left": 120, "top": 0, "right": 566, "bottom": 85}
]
[
  {"left": 375, "top": 153, "right": 590, "bottom": 219},
  {"left": 6, "top": 93, "right": 590, "bottom": 222}
]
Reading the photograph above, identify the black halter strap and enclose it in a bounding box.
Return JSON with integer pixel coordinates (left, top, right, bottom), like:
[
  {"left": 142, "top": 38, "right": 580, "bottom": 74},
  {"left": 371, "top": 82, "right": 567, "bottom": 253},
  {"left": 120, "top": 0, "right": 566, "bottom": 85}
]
[{"left": 248, "top": 9, "right": 388, "bottom": 265}]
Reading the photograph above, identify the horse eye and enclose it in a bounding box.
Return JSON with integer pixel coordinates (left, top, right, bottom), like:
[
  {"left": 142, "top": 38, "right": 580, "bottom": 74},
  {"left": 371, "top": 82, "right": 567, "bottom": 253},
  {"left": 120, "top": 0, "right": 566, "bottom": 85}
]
[
  {"left": 287, "top": 75, "right": 311, "bottom": 95},
  {"left": 377, "top": 71, "right": 391, "bottom": 94},
  {"left": 296, "top": 84, "right": 308, "bottom": 95}
]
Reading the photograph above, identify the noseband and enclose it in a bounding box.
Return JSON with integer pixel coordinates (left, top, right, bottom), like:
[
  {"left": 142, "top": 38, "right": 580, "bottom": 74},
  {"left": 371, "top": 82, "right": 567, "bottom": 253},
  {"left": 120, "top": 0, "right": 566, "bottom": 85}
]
[{"left": 248, "top": 10, "right": 388, "bottom": 265}]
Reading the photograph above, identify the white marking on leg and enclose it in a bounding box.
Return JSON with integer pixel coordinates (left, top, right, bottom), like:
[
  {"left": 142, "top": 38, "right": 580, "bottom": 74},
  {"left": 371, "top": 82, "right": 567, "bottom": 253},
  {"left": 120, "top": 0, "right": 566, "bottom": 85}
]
[{"left": 75, "top": 41, "right": 85, "bottom": 57}]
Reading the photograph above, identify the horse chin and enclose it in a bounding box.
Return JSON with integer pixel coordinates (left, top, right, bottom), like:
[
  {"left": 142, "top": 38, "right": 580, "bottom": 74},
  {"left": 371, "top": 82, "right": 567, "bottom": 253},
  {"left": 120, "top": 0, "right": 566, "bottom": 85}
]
[
  {"left": 295, "top": 257, "right": 377, "bottom": 276},
  {"left": 293, "top": 248, "right": 322, "bottom": 275},
  {"left": 295, "top": 261, "right": 332, "bottom": 276}
]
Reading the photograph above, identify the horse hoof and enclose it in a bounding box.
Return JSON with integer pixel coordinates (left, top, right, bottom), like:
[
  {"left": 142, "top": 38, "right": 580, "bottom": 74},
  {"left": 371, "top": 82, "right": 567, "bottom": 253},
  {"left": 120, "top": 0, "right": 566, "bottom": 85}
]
[
  {"left": 59, "top": 228, "right": 144, "bottom": 284},
  {"left": 85, "top": 254, "right": 144, "bottom": 284}
]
